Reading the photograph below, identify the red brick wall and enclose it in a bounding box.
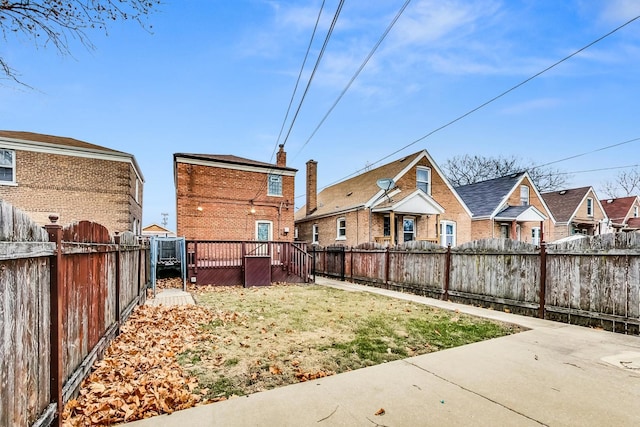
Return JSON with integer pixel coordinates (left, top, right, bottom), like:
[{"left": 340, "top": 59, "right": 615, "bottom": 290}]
[
  {"left": 175, "top": 162, "right": 295, "bottom": 241},
  {"left": 0, "top": 149, "right": 141, "bottom": 233}
]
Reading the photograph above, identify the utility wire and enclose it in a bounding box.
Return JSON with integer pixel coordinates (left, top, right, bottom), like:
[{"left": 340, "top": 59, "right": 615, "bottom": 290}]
[
  {"left": 270, "top": 0, "right": 326, "bottom": 163},
  {"left": 531, "top": 137, "right": 640, "bottom": 170},
  {"left": 294, "top": 0, "right": 413, "bottom": 158},
  {"left": 280, "top": 0, "right": 346, "bottom": 149},
  {"left": 314, "top": 13, "right": 640, "bottom": 191}
]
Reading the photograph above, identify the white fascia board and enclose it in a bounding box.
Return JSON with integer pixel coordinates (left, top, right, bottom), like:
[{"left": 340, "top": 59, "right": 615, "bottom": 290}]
[
  {"left": 175, "top": 156, "right": 296, "bottom": 177},
  {"left": 365, "top": 188, "right": 401, "bottom": 209},
  {"left": 0, "top": 136, "right": 144, "bottom": 183}
]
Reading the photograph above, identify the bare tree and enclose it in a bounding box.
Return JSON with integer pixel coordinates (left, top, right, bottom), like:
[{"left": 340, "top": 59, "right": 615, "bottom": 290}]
[
  {"left": 0, "top": 1, "right": 160, "bottom": 83},
  {"left": 600, "top": 167, "right": 640, "bottom": 198},
  {"left": 443, "top": 154, "right": 570, "bottom": 193}
]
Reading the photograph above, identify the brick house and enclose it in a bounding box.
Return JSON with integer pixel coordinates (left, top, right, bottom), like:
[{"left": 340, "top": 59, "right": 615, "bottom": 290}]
[
  {"left": 0, "top": 130, "right": 143, "bottom": 233},
  {"left": 295, "top": 150, "right": 472, "bottom": 247},
  {"left": 541, "top": 186, "right": 609, "bottom": 240},
  {"left": 174, "top": 145, "right": 297, "bottom": 241},
  {"left": 454, "top": 172, "right": 554, "bottom": 245},
  {"left": 600, "top": 195, "right": 640, "bottom": 232}
]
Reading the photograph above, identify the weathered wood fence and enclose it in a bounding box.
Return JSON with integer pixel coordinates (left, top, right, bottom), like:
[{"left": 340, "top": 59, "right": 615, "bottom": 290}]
[
  {"left": 313, "top": 234, "right": 640, "bottom": 334},
  {"left": 0, "top": 201, "right": 149, "bottom": 427}
]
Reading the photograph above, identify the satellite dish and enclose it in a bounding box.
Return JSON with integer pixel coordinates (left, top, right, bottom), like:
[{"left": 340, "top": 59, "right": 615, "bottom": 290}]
[{"left": 376, "top": 178, "right": 395, "bottom": 191}]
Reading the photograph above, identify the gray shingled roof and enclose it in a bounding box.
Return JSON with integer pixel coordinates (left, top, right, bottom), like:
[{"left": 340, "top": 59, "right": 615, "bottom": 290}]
[{"left": 454, "top": 173, "right": 525, "bottom": 217}]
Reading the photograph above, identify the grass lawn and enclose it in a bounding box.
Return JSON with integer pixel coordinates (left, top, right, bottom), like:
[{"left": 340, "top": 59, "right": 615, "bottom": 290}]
[{"left": 184, "top": 284, "right": 522, "bottom": 400}]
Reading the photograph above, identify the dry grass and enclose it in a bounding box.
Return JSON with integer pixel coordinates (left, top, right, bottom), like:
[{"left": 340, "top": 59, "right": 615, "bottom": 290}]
[{"left": 182, "top": 283, "right": 523, "bottom": 400}]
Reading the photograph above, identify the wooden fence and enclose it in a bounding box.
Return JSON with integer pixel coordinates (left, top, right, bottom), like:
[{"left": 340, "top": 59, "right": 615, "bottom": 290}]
[
  {"left": 0, "top": 201, "right": 149, "bottom": 427},
  {"left": 313, "top": 234, "right": 640, "bottom": 334}
]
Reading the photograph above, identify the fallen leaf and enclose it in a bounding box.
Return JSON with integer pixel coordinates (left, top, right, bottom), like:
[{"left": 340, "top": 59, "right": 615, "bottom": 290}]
[{"left": 375, "top": 408, "right": 385, "bottom": 416}]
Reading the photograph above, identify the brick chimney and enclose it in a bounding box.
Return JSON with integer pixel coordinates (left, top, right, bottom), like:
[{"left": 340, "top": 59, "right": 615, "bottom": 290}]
[
  {"left": 306, "top": 160, "right": 318, "bottom": 216},
  {"left": 276, "top": 144, "right": 286, "bottom": 167}
]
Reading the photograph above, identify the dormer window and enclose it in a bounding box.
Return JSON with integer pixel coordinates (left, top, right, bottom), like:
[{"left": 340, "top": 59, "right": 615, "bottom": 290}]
[
  {"left": 417, "top": 166, "right": 431, "bottom": 195},
  {"left": 520, "top": 185, "right": 529, "bottom": 206}
]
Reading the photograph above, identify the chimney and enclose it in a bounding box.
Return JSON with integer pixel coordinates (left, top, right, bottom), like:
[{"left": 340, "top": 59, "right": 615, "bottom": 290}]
[
  {"left": 276, "top": 144, "right": 286, "bottom": 167},
  {"left": 306, "top": 160, "right": 318, "bottom": 216}
]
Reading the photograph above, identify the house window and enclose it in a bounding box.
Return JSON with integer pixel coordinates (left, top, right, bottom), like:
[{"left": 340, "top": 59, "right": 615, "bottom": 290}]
[
  {"left": 0, "top": 149, "right": 16, "bottom": 184},
  {"left": 312, "top": 224, "right": 319, "bottom": 243},
  {"left": 294, "top": 227, "right": 299, "bottom": 239},
  {"left": 416, "top": 166, "right": 431, "bottom": 195},
  {"left": 440, "top": 221, "right": 456, "bottom": 247},
  {"left": 520, "top": 185, "right": 529, "bottom": 206},
  {"left": 586, "top": 198, "right": 593, "bottom": 217},
  {"left": 383, "top": 216, "right": 391, "bottom": 236},
  {"left": 634, "top": 206, "right": 639, "bottom": 218},
  {"left": 403, "top": 217, "right": 415, "bottom": 242},
  {"left": 268, "top": 174, "right": 283, "bottom": 196},
  {"left": 135, "top": 178, "right": 140, "bottom": 204},
  {"left": 256, "top": 221, "right": 273, "bottom": 241},
  {"left": 336, "top": 217, "right": 346, "bottom": 240}
]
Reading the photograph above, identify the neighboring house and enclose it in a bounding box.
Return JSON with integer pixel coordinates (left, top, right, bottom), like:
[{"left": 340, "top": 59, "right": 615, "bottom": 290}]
[
  {"left": 454, "top": 172, "right": 554, "bottom": 246},
  {"left": 0, "top": 130, "right": 143, "bottom": 233},
  {"left": 295, "top": 150, "right": 473, "bottom": 247},
  {"left": 174, "top": 145, "right": 297, "bottom": 241},
  {"left": 142, "top": 223, "right": 177, "bottom": 238},
  {"left": 600, "top": 195, "right": 640, "bottom": 232},
  {"left": 541, "top": 186, "right": 609, "bottom": 240}
]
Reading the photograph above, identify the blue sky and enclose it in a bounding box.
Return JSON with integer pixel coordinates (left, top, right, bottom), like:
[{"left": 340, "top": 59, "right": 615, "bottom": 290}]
[{"left": 2, "top": 0, "right": 640, "bottom": 229}]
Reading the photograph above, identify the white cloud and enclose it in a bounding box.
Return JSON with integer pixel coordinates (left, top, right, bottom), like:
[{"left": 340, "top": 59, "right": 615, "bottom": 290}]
[
  {"left": 599, "top": 0, "right": 640, "bottom": 23},
  {"left": 500, "top": 98, "right": 563, "bottom": 115}
]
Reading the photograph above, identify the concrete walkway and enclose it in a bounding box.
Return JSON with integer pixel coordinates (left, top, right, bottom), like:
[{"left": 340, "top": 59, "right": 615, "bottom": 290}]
[
  {"left": 145, "top": 288, "right": 195, "bottom": 307},
  {"left": 128, "top": 278, "right": 640, "bottom": 427}
]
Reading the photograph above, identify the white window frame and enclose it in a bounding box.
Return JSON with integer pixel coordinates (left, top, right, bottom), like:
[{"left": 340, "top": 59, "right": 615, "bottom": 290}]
[
  {"left": 255, "top": 220, "right": 273, "bottom": 241},
  {"left": 267, "top": 174, "right": 283, "bottom": 196},
  {"left": 440, "top": 220, "right": 456, "bottom": 247},
  {"left": 336, "top": 217, "right": 346, "bottom": 241},
  {"left": 634, "top": 206, "right": 639, "bottom": 218},
  {"left": 0, "top": 148, "right": 16, "bottom": 185},
  {"left": 416, "top": 166, "right": 431, "bottom": 195},
  {"left": 586, "top": 198, "right": 593, "bottom": 217},
  {"left": 312, "top": 224, "right": 319, "bottom": 244},
  {"left": 520, "top": 185, "right": 529, "bottom": 206},
  {"left": 135, "top": 178, "right": 140, "bottom": 204},
  {"left": 403, "top": 216, "right": 416, "bottom": 242}
]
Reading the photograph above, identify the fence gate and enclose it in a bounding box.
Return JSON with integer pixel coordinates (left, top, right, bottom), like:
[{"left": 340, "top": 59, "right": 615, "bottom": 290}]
[{"left": 325, "top": 246, "right": 346, "bottom": 280}]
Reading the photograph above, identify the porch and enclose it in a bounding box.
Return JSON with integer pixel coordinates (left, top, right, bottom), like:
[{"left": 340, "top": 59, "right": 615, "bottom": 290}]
[{"left": 187, "top": 240, "right": 313, "bottom": 286}]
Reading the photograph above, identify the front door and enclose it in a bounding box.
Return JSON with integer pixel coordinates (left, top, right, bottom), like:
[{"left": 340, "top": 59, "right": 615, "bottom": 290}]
[{"left": 531, "top": 227, "right": 540, "bottom": 246}]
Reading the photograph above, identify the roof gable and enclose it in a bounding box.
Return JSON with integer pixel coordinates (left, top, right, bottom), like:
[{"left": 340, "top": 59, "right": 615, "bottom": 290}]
[
  {"left": 541, "top": 186, "right": 593, "bottom": 223},
  {"left": 600, "top": 196, "right": 640, "bottom": 222}
]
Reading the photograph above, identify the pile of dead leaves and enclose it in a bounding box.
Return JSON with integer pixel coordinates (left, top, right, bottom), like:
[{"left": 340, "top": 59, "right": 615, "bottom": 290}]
[{"left": 62, "top": 305, "right": 226, "bottom": 426}]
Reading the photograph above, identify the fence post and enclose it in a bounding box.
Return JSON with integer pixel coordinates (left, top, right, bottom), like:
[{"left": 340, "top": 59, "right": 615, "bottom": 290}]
[
  {"left": 385, "top": 247, "right": 390, "bottom": 286},
  {"left": 45, "top": 215, "right": 63, "bottom": 427},
  {"left": 349, "top": 248, "right": 353, "bottom": 281},
  {"left": 340, "top": 246, "right": 345, "bottom": 281},
  {"left": 443, "top": 244, "right": 451, "bottom": 300},
  {"left": 114, "top": 232, "right": 121, "bottom": 335},
  {"left": 538, "top": 242, "right": 547, "bottom": 319}
]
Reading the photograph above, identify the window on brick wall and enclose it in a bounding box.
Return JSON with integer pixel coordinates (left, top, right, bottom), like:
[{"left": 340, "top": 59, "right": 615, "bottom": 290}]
[
  {"left": 312, "top": 224, "right": 319, "bottom": 244},
  {"left": 135, "top": 178, "right": 140, "bottom": 203},
  {"left": 0, "top": 149, "right": 16, "bottom": 184},
  {"left": 336, "top": 217, "right": 346, "bottom": 240},
  {"left": 268, "top": 174, "right": 283, "bottom": 196},
  {"left": 416, "top": 166, "right": 431, "bottom": 195}
]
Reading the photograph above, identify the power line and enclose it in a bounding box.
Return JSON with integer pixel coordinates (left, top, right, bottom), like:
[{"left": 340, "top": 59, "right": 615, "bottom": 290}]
[
  {"left": 293, "top": 0, "right": 413, "bottom": 159},
  {"left": 270, "top": 0, "right": 326, "bottom": 163},
  {"left": 312, "top": 13, "right": 640, "bottom": 191},
  {"left": 280, "top": 0, "right": 346, "bottom": 149},
  {"left": 531, "top": 137, "right": 640, "bottom": 170}
]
